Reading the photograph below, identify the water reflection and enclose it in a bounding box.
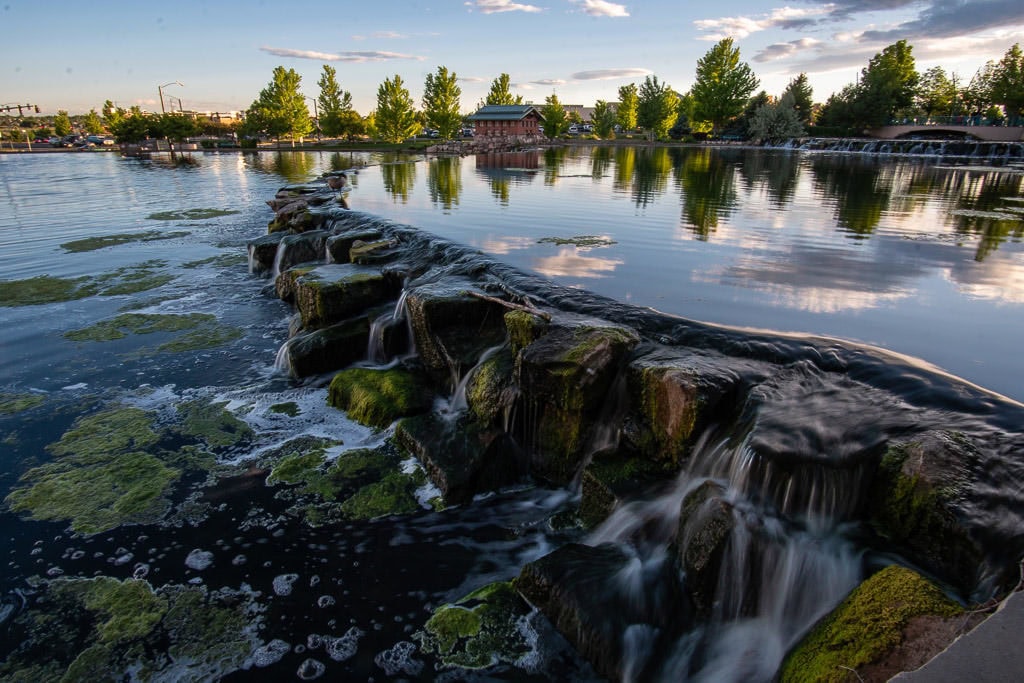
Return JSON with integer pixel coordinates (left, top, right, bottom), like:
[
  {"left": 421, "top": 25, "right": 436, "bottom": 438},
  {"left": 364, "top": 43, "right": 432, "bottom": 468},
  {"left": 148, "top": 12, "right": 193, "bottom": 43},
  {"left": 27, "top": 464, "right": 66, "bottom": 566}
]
[
  {"left": 381, "top": 160, "right": 417, "bottom": 203},
  {"left": 543, "top": 147, "right": 570, "bottom": 186},
  {"left": 427, "top": 157, "right": 462, "bottom": 211},
  {"left": 474, "top": 152, "right": 540, "bottom": 206},
  {"left": 631, "top": 147, "right": 673, "bottom": 208},
  {"left": 810, "top": 156, "right": 893, "bottom": 239},
  {"left": 243, "top": 151, "right": 319, "bottom": 183},
  {"left": 590, "top": 146, "right": 612, "bottom": 181},
  {"left": 533, "top": 246, "right": 623, "bottom": 279},
  {"left": 737, "top": 150, "right": 801, "bottom": 207},
  {"left": 675, "top": 147, "right": 739, "bottom": 240},
  {"left": 949, "top": 170, "right": 1024, "bottom": 261}
]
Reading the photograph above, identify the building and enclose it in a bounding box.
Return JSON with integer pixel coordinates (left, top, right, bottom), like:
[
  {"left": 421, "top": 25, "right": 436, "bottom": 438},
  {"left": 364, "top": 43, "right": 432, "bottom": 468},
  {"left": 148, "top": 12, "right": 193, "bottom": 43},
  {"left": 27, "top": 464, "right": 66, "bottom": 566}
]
[{"left": 466, "top": 105, "right": 544, "bottom": 137}]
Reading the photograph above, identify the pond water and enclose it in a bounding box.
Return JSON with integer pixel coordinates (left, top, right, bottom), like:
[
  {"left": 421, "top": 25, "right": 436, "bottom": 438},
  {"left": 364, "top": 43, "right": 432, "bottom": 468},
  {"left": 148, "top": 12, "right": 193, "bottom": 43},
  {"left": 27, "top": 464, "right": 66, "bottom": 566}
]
[{"left": 0, "top": 148, "right": 1021, "bottom": 681}]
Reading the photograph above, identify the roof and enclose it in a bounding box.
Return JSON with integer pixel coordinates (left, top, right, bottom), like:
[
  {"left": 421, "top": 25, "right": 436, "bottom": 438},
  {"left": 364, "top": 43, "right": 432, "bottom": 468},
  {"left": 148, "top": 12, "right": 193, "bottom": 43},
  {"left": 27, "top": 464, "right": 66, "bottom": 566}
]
[{"left": 467, "top": 105, "right": 544, "bottom": 122}]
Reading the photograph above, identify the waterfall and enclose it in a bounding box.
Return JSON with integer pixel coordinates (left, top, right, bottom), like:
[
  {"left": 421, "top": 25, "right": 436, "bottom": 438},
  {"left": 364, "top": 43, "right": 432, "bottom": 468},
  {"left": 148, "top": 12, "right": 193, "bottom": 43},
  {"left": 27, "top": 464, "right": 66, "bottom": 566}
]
[
  {"left": 274, "top": 337, "right": 294, "bottom": 376},
  {"left": 270, "top": 242, "right": 287, "bottom": 281},
  {"left": 247, "top": 244, "right": 258, "bottom": 275},
  {"left": 439, "top": 343, "right": 504, "bottom": 418}
]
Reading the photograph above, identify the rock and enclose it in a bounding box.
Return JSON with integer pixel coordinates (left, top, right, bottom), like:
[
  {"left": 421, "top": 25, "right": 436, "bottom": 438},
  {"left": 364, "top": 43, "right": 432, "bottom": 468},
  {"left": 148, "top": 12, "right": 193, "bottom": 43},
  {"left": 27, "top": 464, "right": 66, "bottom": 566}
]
[
  {"left": 504, "top": 310, "right": 550, "bottom": 353},
  {"left": 516, "top": 542, "right": 688, "bottom": 681},
  {"left": 274, "top": 264, "right": 318, "bottom": 304},
  {"left": 394, "top": 413, "right": 522, "bottom": 504},
  {"left": 273, "top": 231, "right": 330, "bottom": 275},
  {"left": 778, "top": 564, "right": 964, "bottom": 683},
  {"left": 327, "top": 366, "right": 434, "bottom": 429},
  {"left": 293, "top": 264, "right": 395, "bottom": 329},
  {"left": 404, "top": 279, "right": 509, "bottom": 387},
  {"left": 515, "top": 320, "right": 640, "bottom": 484},
  {"left": 869, "top": 430, "right": 986, "bottom": 596},
  {"left": 247, "top": 233, "right": 286, "bottom": 274},
  {"left": 465, "top": 346, "right": 516, "bottom": 427},
  {"left": 281, "top": 317, "right": 369, "bottom": 378},
  {"left": 350, "top": 238, "right": 399, "bottom": 265},
  {"left": 325, "top": 229, "right": 383, "bottom": 264},
  {"left": 268, "top": 198, "right": 322, "bottom": 233},
  {"left": 579, "top": 449, "right": 666, "bottom": 527},
  {"left": 676, "top": 480, "right": 735, "bottom": 616}
]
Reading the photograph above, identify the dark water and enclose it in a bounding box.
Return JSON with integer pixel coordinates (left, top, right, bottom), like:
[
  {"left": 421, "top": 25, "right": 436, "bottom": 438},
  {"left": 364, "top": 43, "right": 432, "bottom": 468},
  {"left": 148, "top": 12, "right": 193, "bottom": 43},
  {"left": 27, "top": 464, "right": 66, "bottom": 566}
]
[{"left": 0, "top": 149, "right": 1021, "bottom": 681}]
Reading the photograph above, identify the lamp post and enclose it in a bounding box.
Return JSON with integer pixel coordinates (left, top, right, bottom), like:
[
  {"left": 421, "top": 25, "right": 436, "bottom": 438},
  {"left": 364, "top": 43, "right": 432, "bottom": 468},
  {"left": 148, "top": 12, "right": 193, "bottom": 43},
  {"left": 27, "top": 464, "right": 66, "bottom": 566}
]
[
  {"left": 305, "top": 96, "right": 320, "bottom": 141},
  {"left": 157, "top": 80, "right": 184, "bottom": 115}
]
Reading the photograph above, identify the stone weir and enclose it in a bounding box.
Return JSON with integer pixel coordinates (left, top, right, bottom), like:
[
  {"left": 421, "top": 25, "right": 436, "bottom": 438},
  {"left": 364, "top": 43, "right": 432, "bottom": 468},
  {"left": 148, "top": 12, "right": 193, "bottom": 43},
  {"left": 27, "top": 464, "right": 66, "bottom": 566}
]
[{"left": 249, "top": 177, "right": 1024, "bottom": 682}]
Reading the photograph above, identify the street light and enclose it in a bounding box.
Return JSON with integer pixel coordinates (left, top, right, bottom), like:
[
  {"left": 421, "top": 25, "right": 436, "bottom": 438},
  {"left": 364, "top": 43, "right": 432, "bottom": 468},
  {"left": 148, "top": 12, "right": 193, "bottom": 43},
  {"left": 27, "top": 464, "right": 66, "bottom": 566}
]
[
  {"left": 305, "top": 96, "right": 320, "bottom": 141},
  {"left": 157, "top": 80, "right": 184, "bottom": 115}
]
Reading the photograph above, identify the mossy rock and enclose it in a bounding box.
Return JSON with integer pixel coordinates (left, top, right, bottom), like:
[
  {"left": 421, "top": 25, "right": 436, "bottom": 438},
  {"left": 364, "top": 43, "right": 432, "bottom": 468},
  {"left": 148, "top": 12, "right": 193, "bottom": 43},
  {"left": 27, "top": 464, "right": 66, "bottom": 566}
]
[
  {"left": 327, "top": 366, "right": 433, "bottom": 429},
  {"left": 294, "top": 264, "right": 393, "bottom": 329},
  {"left": 267, "top": 442, "right": 399, "bottom": 504},
  {"left": 283, "top": 317, "right": 370, "bottom": 378},
  {"left": 338, "top": 470, "right": 423, "bottom": 520},
  {"left": 274, "top": 264, "right": 316, "bottom": 303},
  {"left": 504, "top": 310, "right": 550, "bottom": 354},
  {"left": 779, "top": 565, "right": 963, "bottom": 683},
  {"left": 676, "top": 480, "right": 735, "bottom": 616},
  {"left": 247, "top": 232, "right": 286, "bottom": 274},
  {"left": 325, "top": 229, "right": 383, "bottom": 263},
  {"left": 349, "top": 238, "right": 398, "bottom": 264},
  {"left": 579, "top": 450, "right": 668, "bottom": 527},
  {"left": 416, "top": 581, "right": 533, "bottom": 669},
  {"left": 466, "top": 345, "right": 515, "bottom": 426},
  {"left": 0, "top": 391, "right": 45, "bottom": 415}
]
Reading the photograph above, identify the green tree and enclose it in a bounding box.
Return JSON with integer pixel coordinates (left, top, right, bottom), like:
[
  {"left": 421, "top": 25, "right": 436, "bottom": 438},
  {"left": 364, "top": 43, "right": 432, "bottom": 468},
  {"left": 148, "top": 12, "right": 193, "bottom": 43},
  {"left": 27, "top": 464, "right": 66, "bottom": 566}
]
[
  {"left": 422, "top": 66, "right": 463, "bottom": 140},
  {"left": 151, "top": 113, "right": 199, "bottom": 158},
  {"left": 783, "top": 73, "right": 814, "bottom": 124},
  {"left": 375, "top": 75, "right": 419, "bottom": 143},
  {"left": 337, "top": 110, "right": 365, "bottom": 139},
  {"left": 637, "top": 76, "right": 680, "bottom": 139},
  {"left": 102, "top": 100, "right": 124, "bottom": 129},
  {"left": 747, "top": 92, "right": 805, "bottom": 142},
  {"left": 485, "top": 73, "right": 523, "bottom": 105},
  {"left": 317, "top": 64, "right": 354, "bottom": 139},
  {"left": 616, "top": 83, "right": 638, "bottom": 131},
  {"left": 858, "top": 39, "right": 919, "bottom": 126},
  {"left": 691, "top": 38, "right": 759, "bottom": 136},
  {"left": 540, "top": 93, "right": 567, "bottom": 139},
  {"left": 989, "top": 43, "right": 1024, "bottom": 122},
  {"left": 83, "top": 109, "right": 104, "bottom": 135},
  {"left": 737, "top": 90, "right": 772, "bottom": 137},
  {"left": 916, "top": 66, "right": 957, "bottom": 118},
  {"left": 53, "top": 110, "right": 72, "bottom": 136},
  {"left": 591, "top": 99, "right": 617, "bottom": 139},
  {"left": 246, "top": 66, "right": 312, "bottom": 146},
  {"left": 109, "top": 107, "right": 151, "bottom": 144}
]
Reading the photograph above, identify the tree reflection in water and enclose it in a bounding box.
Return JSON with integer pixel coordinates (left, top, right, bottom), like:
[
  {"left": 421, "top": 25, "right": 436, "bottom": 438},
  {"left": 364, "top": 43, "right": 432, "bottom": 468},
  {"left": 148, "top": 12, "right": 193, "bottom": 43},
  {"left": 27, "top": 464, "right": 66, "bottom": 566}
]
[
  {"left": 427, "top": 156, "right": 462, "bottom": 211},
  {"left": 675, "top": 147, "right": 738, "bottom": 240},
  {"left": 381, "top": 158, "right": 417, "bottom": 203}
]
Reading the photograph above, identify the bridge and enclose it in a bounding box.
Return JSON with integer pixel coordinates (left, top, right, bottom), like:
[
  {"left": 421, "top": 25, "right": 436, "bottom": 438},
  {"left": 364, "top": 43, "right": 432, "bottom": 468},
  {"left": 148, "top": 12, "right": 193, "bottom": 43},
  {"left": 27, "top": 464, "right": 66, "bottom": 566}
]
[{"left": 870, "top": 117, "right": 1023, "bottom": 142}]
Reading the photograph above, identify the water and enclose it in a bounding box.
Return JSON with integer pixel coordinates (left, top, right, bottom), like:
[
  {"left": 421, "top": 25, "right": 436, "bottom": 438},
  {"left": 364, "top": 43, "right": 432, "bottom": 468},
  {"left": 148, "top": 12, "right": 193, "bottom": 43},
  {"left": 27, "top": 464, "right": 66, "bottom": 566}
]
[{"left": 0, "top": 147, "right": 1021, "bottom": 681}]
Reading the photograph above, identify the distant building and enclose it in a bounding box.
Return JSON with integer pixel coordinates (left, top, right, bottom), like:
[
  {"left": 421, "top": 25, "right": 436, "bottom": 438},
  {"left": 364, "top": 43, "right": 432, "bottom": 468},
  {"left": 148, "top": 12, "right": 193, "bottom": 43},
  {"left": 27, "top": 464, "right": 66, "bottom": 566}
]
[{"left": 466, "top": 105, "right": 544, "bottom": 137}]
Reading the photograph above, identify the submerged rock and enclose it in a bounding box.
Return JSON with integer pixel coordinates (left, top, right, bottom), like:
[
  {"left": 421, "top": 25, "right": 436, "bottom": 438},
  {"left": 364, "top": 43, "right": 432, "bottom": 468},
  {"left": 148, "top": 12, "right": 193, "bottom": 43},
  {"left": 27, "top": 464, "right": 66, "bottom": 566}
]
[
  {"left": 282, "top": 317, "right": 370, "bottom": 378},
  {"left": 247, "top": 232, "right": 286, "bottom": 274},
  {"left": 676, "top": 480, "right": 735, "bottom": 616}
]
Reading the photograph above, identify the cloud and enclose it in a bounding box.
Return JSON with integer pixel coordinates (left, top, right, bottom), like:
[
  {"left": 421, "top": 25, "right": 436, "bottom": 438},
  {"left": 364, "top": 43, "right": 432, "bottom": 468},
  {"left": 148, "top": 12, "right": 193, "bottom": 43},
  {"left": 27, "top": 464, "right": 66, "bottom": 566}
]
[
  {"left": 570, "top": 0, "right": 629, "bottom": 18},
  {"left": 465, "top": 0, "right": 543, "bottom": 14},
  {"left": 695, "top": 6, "right": 829, "bottom": 41},
  {"left": 571, "top": 67, "right": 651, "bottom": 80},
  {"left": 530, "top": 78, "right": 567, "bottom": 86},
  {"left": 459, "top": 76, "right": 487, "bottom": 83},
  {"left": 754, "top": 38, "right": 823, "bottom": 63},
  {"left": 857, "top": 0, "right": 1024, "bottom": 42},
  {"left": 260, "top": 46, "right": 425, "bottom": 62}
]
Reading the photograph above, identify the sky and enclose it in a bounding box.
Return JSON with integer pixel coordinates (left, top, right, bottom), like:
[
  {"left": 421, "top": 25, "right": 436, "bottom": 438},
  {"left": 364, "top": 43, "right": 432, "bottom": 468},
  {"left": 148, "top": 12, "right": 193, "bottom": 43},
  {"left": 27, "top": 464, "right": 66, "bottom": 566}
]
[{"left": 2, "top": 0, "right": 1023, "bottom": 117}]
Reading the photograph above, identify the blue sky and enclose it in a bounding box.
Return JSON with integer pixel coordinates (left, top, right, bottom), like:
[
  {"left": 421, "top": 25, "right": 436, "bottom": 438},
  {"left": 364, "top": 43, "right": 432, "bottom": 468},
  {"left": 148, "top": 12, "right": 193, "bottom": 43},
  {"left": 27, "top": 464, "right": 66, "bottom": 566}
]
[{"left": 2, "top": 1, "right": 1023, "bottom": 116}]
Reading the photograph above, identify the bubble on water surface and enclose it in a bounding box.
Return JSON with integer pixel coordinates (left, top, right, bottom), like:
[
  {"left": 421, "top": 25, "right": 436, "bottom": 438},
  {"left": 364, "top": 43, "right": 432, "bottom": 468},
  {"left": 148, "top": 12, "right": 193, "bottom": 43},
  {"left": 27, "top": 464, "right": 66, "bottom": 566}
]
[
  {"left": 325, "top": 626, "right": 364, "bottom": 662},
  {"left": 296, "top": 657, "right": 325, "bottom": 680},
  {"left": 251, "top": 638, "right": 291, "bottom": 667},
  {"left": 185, "top": 549, "right": 214, "bottom": 570},
  {"left": 273, "top": 573, "right": 299, "bottom": 596},
  {"left": 374, "top": 640, "right": 423, "bottom": 676}
]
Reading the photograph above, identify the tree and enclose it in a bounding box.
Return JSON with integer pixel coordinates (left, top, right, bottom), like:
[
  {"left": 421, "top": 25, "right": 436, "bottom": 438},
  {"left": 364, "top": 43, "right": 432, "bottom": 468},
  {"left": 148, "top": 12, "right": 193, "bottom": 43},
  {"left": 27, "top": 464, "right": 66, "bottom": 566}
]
[
  {"left": 246, "top": 66, "right": 312, "bottom": 146},
  {"left": 691, "top": 38, "right": 759, "bottom": 136},
  {"left": 591, "top": 100, "right": 617, "bottom": 139},
  {"left": 737, "top": 90, "right": 772, "bottom": 137},
  {"left": 109, "top": 107, "right": 151, "bottom": 144},
  {"left": 540, "top": 93, "right": 567, "bottom": 139},
  {"left": 783, "top": 73, "right": 814, "bottom": 124},
  {"left": 858, "top": 39, "right": 919, "bottom": 126},
  {"left": 375, "top": 75, "right": 419, "bottom": 143},
  {"left": 53, "top": 110, "right": 72, "bottom": 136},
  {"left": 83, "top": 109, "right": 104, "bottom": 135},
  {"left": 637, "top": 76, "right": 680, "bottom": 138},
  {"left": 102, "top": 100, "right": 124, "bottom": 129},
  {"left": 317, "top": 64, "right": 353, "bottom": 139},
  {"left": 485, "top": 73, "right": 523, "bottom": 105},
  {"left": 616, "top": 83, "right": 638, "bottom": 131},
  {"left": 747, "top": 92, "right": 805, "bottom": 142},
  {"left": 815, "top": 83, "right": 860, "bottom": 131},
  {"left": 989, "top": 43, "right": 1024, "bottom": 122},
  {"left": 422, "top": 66, "right": 463, "bottom": 140},
  {"left": 916, "top": 66, "right": 957, "bottom": 118}
]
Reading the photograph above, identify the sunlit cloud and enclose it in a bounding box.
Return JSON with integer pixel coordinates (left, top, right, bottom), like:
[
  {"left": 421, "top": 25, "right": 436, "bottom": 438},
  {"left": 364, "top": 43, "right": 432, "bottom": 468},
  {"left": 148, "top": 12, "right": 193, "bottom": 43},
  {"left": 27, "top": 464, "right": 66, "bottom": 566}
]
[
  {"left": 459, "top": 76, "right": 487, "bottom": 83},
  {"left": 476, "top": 236, "right": 537, "bottom": 254},
  {"left": 260, "top": 46, "right": 425, "bottom": 62},
  {"left": 695, "top": 6, "right": 828, "bottom": 41},
  {"left": 465, "top": 0, "right": 544, "bottom": 14},
  {"left": 533, "top": 248, "right": 623, "bottom": 278},
  {"left": 531, "top": 78, "right": 567, "bottom": 86},
  {"left": 571, "top": 67, "right": 651, "bottom": 80},
  {"left": 570, "top": 0, "right": 629, "bottom": 18},
  {"left": 754, "top": 38, "right": 823, "bottom": 63}
]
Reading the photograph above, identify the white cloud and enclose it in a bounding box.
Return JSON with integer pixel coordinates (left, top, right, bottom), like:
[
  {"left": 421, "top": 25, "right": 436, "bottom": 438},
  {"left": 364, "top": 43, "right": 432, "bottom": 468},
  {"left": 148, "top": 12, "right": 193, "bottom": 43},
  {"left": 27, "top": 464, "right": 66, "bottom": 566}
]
[
  {"left": 531, "top": 78, "right": 567, "bottom": 86},
  {"left": 459, "top": 76, "right": 487, "bottom": 83},
  {"left": 571, "top": 0, "right": 629, "bottom": 18},
  {"left": 260, "top": 47, "right": 425, "bottom": 62},
  {"left": 695, "top": 6, "right": 830, "bottom": 41},
  {"left": 571, "top": 67, "right": 651, "bottom": 80},
  {"left": 754, "top": 38, "right": 823, "bottom": 63},
  {"left": 465, "top": 0, "right": 544, "bottom": 14}
]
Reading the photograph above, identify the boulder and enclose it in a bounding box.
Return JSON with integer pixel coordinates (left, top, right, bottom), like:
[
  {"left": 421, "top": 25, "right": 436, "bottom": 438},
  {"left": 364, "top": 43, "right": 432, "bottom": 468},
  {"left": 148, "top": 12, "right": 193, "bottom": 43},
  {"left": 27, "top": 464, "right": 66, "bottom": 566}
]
[
  {"left": 293, "top": 264, "right": 395, "bottom": 329},
  {"left": 465, "top": 346, "right": 516, "bottom": 428},
  {"left": 579, "top": 449, "right": 666, "bottom": 527},
  {"left": 280, "top": 317, "right": 369, "bottom": 378},
  {"left": 404, "top": 279, "right": 509, "bottom": 387},
  {"left": 268, "top": 198, "right": 323, "bottom": 233},
  {"left": 868, "top": 430, "right": 986, "bottom": 595},
  {"left": 274, "top": 264, "right": 318, "bottom": 304},
  {"left": 246, "top": 233, "right": 286, "bottom": 275},
  {"left": 504, "top": 310, "right": 550, "bottom": 353},
  {"left": 676, "top": 480, "right": 735, "bottom": 616},
  {"left": 515, "top": 320, "right": 640, "bottom": 484},
  {"left": 394, "top": 413, "right": 522, "bottom": 504},
  {"left": 350, "top": 238, "right": 400, "bottom": 265},
  {"left": 327, "top": 365, "right": 434, "bottom": 429},
  {"left": 325, "top": 229, "right": 383, "bottom": 264},
  {"left": 273, "top": 230, "right": 330, "bottom": 275}
]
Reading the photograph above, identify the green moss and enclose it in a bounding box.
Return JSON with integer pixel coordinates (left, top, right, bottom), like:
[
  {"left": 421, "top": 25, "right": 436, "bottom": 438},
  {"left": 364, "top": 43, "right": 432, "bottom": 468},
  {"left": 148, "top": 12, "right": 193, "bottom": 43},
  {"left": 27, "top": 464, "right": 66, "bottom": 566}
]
[
  {"left": 0, "top": 274, "right": 97, "bottom": 306},
  {"left": 53, "top": 577, "right": 169, "bottom": 644},
  {"left": 176, "top": 399, "right": 253, "bottom": 448},
  {"left": 537, "top": 235, "right": 616, "bottom": 247},
  {"left": 0, "top": 391, "right": 45, "bottom": 415},
  {"left": 779, "top": 565, "right": 963, "bottom": 683},
  {"left": 48, "top": 406, "right": 160, "bottom": 460},
  {"left": 339, "top": 471, "right": 420, "bottom": 519},
  {"left": 161, "top": 584, "right": 254, "bottom": 666},
  {"left": 416, "top": 581, "right": 532, "bottom": 670},
  {"left": 96, "top": 273, "right": 175, "bottom": 296},
  {"left": 147, "top": 208, "right": 239, "bottom": 221},
  {"left": 327, "top": 367, "right": 433, "bottom": 429},
  {"left": 60, "top": 231, "right": 190, "bottom": 253},
  {"left": 504, "top": 310, "right": 548, "bottom": 353},
  {"left": 467, "top": 348, "right": 514, "bottom": 425},
  {"left": 269, "top": 401, "right": 301, "bottom": 416},
  {"left": 65, "top": 313, "right": 213, "bottom": 342},
  {"left": 61, "top": 643, "right": 117, "bottom": 683},
  {"left": 157, "top": 323, "right": 242, "bottom": 352},
  {"left": 182, "top": 253, "right": 248, "bottom": 269}
]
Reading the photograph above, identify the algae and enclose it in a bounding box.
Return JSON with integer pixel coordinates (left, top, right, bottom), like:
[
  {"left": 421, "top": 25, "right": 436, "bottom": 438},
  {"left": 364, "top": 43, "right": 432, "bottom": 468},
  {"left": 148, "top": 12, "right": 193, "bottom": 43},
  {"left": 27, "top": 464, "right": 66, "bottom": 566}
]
[
  {"left": 157, "top": 323, "right": 243, "bottom": 352},
  {"left": 416, "top": 581, "right": 532, "bottom": 669},
  {"left": 269, "top": 401, "right": 301, "bottom": 416},
  {"left": 327, "top": 367, "right": 433, "bottom": 429},
  {"left": 779, "top": 565, "right": 963, "bottom": 683},
  {"left": 147, "top": 208, "right": 239, "bottom": 221},
  {"left": 0, "top": 274, "right": 97, "bottom": 307},
  {"left": 65, "top": 313, "right": 213, "bottom": 342},
  {"left": 52, "top": 576, "right": 169, "bottom": 644},
  {"left": 176, "top": 399, "right": 253, "bottom": 448},
  {"left": 60, "top": 231, "right": 190, "bottom": 253},
  {"left": 48, "top": 406, "right": 160, "bottom": 459},
  {"left": 504, "top": 310, "right": 548, "bottom": 353},
  {"left": 339, "top": 470, "right": 421, "bottom": 519},
  {"left": 537, "top": 235, "right": 617, "bottom": 247},
  {"left": 0, "top": 391, "right": 45, "bottom": 415},
  {"left": 181, "top": 253, "right": 248, "bottom": 269}
]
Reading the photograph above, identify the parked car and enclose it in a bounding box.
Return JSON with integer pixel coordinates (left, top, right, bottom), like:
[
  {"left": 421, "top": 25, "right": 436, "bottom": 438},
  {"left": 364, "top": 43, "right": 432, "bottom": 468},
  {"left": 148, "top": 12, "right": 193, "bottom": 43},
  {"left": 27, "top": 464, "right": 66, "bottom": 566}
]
[
  {"left": 59, "top": 135, "right": 83, "bottom": 147},
  {"left": 49, "top": 136, "right": 63, "bottom": 147},
  {"left": 461, "top": 127, "right": 475, "bottom": 138},
  {"left": 568, "top": 125, "right": 580, "bottom": 134}
]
